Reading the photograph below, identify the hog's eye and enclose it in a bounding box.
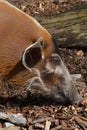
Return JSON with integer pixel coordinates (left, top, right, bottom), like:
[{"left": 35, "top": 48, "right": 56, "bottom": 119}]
[{"left": 50, "top": 56, "right": 61, "bottom": 65}]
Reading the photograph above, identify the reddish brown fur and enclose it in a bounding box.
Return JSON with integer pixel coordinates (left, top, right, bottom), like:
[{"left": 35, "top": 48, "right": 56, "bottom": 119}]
[{"left": 0, "top": 0, "right": 55, "bottom": 86}]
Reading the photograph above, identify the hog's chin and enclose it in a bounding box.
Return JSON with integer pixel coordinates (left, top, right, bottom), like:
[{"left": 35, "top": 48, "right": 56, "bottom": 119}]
[
  {"left": 63, "top": 83, "right": 83, "bottom": 104},
  {"left": 51, "top": 92, "right": 82, "bottom": 105},
  {"left": 52, "top": 94, "right": 71, "bottom": 105},
  {"left": 51, "top": 83, "right": 82, "bottom": 105},
  {"left": 69, "top": 93, "right": 82, "bottom": 104},
  {"left": 50, "top": 85, "right": 71, "bottom": 105}
]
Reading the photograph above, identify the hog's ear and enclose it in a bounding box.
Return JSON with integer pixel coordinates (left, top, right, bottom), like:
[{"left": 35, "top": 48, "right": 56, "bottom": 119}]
[{"left": 22, "top": 37, "right": 45, "bottom": 72}]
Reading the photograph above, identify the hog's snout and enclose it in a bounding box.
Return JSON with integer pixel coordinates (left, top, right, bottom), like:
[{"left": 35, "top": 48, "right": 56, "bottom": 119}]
[
  {"left": 51, "top": 81, "right": 82, "bottom": 105},
  {"left": 63, "top": 81, "right": 82, "bottom": 104}
]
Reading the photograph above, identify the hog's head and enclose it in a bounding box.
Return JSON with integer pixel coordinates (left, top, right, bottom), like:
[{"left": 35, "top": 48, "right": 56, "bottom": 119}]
[{"left": 22, "top": 37, "right": 82, "bottom": 105}]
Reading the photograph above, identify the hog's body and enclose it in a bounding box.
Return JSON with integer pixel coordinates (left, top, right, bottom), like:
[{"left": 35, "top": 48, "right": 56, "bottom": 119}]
[
  {"left": 0, "top": 0, "right": 82, "bottom": 104},
  {"left": 0, "top": 0, "right": 54, "bottom": 86}
]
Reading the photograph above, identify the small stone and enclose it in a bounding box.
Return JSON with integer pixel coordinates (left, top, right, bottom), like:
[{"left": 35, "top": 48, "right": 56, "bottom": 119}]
[
  {"left": 3, "top": 122, "right": 14, "bottom": 127},
  {"left": 0, "top": 112, "right": 27, "bottom": 126}
]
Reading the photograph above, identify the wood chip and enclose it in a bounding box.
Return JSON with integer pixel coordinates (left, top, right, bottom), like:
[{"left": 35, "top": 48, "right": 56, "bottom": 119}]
[
  {"left": 75, "top": 116, "right": 87, "bottom": 128},
  {"left": 60, "top": 120, "right": 67, "bottom": 127},
  {"left": 34, "top": 123, "right": 44, "bottom": 129},
  {"left": 80, "top": 98, "right": 87, "bottom": 106},
  {"left": 45, "top": 120, "right": 51, "bottom": 130},
  {"left": 79, "top": 116, "right": 87, "bottom": 122}
]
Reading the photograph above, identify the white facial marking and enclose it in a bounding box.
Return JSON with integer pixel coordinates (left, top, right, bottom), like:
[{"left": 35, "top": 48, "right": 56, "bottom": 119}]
[
  {"left": 45, "top": 62, "right": 54, "bottom": 73},
  {"left": 55, "top": 66, "right": 63, "bottom": 75}
]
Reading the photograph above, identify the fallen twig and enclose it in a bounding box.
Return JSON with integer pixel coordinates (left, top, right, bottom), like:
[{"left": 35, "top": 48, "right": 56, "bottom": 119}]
[
  {"left": 31, "top": 117, "right": 52, "bottom": 124},
  {"left": 31, "top": 118, "right": 46, "bottom": 124}
]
